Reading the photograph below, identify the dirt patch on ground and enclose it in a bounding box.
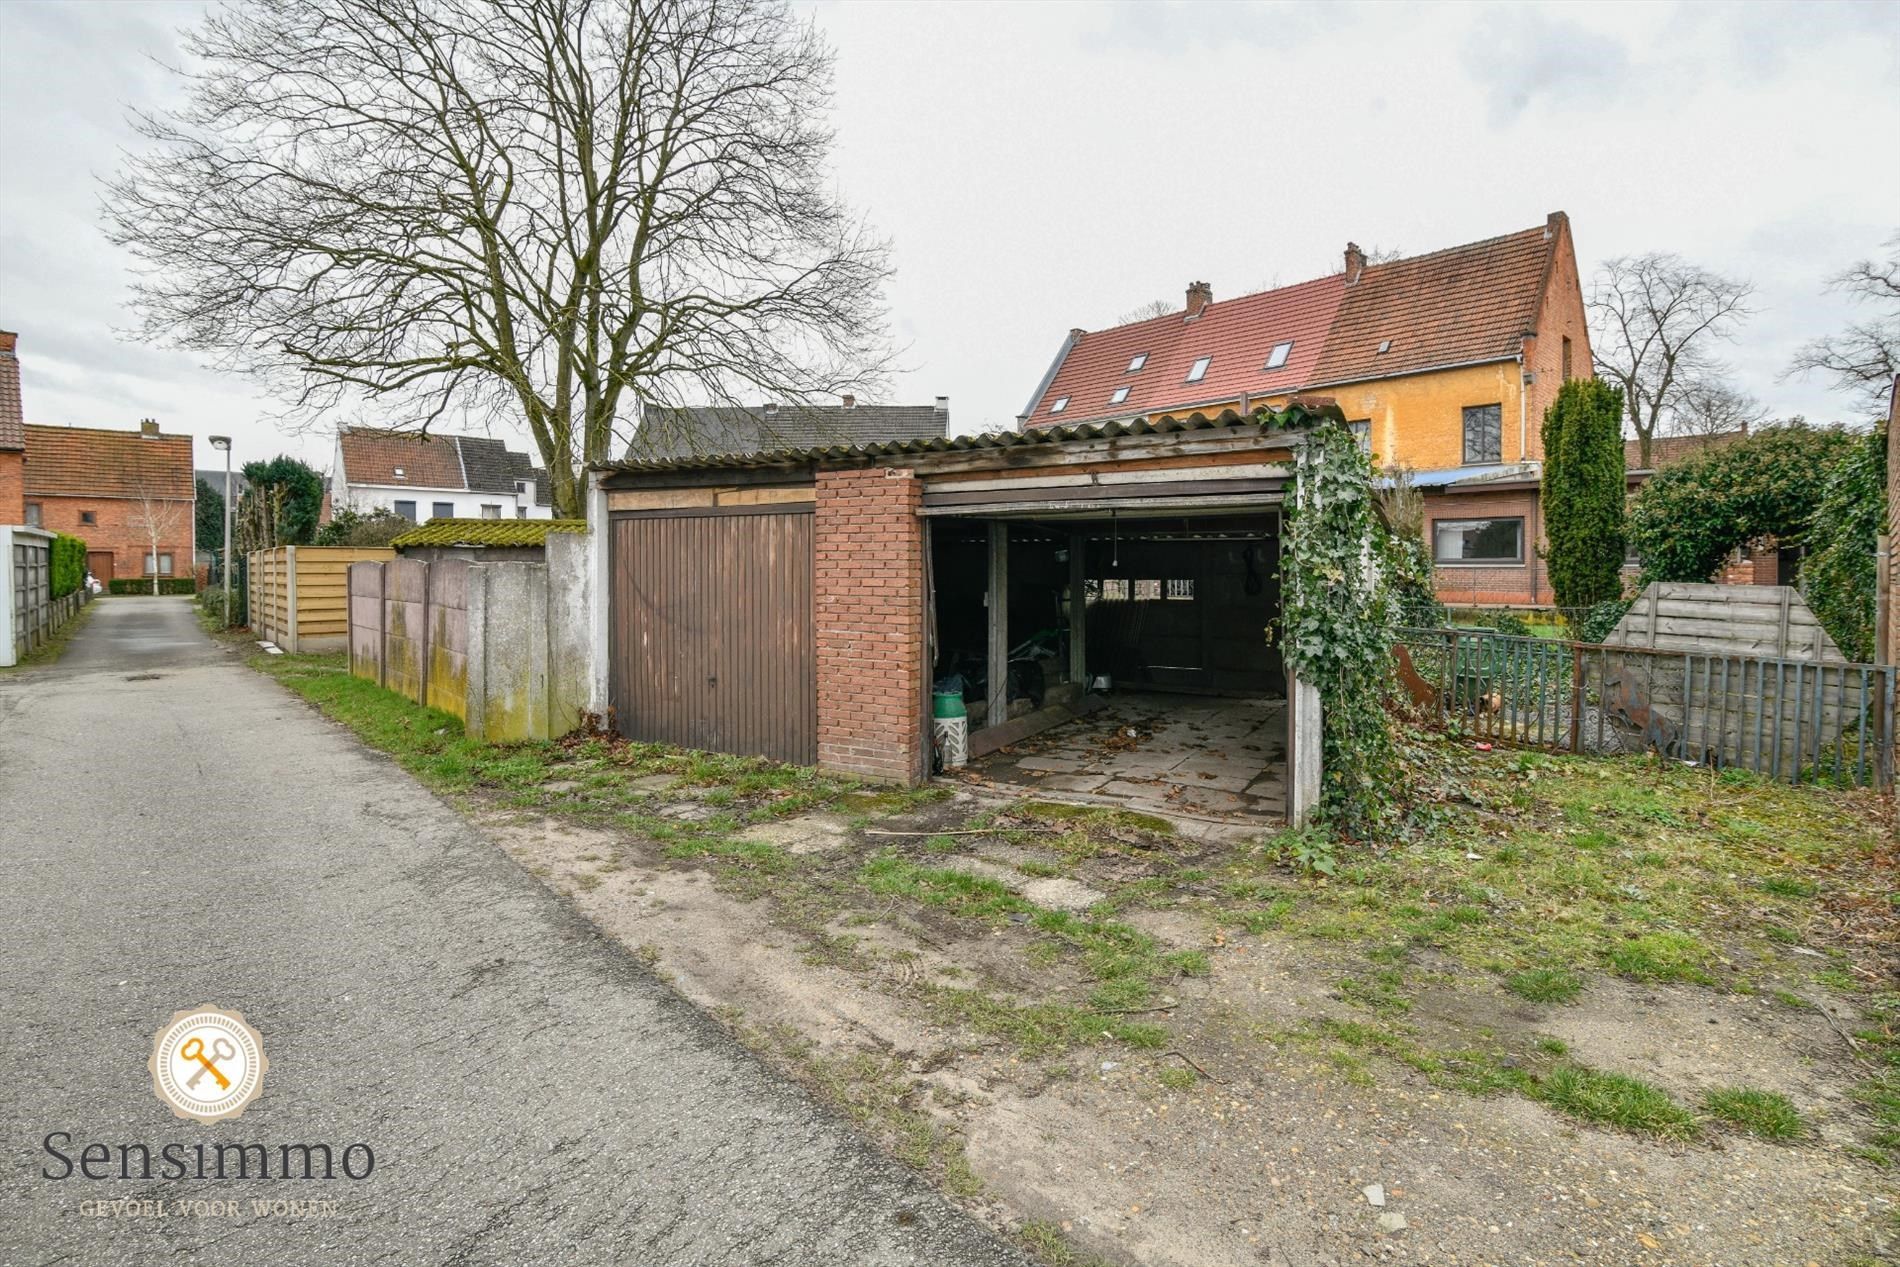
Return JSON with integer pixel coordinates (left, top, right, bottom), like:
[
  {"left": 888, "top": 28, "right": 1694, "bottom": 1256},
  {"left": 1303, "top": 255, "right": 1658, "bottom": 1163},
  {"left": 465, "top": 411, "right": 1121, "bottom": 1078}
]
[{"left": 472, "top": 749, "right": 1896, "bottom": 1267}]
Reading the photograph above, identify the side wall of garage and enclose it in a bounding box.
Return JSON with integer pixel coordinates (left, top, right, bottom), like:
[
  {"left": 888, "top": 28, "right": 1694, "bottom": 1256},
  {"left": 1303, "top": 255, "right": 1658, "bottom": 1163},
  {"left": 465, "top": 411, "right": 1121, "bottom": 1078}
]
[{"left": 815, "top": 467, "right": 927, "bottom": 784}]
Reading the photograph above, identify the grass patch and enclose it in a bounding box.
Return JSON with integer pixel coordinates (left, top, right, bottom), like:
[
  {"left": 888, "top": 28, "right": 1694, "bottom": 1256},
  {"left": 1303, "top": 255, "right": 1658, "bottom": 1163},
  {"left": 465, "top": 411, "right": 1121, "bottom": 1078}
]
[
  {"left": 1703, "top": 1087, "right": 1806, "bottom": 1141},
  {"left": 1157, "top": 1066, "right": 1198, "bottom": 1091},
  {"left": 1505, "top": 968, "right": 1584, "bottom": 1004},
  {"left": 1532, "top": 1065, "right": 1699, "bottom": 1139},
  {"left": 1605, "top": 931, "right": 1715, "bottom": 984},
  {"left": 1758, "top": 875, "right": 1818, "bottom": 899},
  {"left": 924, "top": 986, "right": 1166, "bottom": 1057}
]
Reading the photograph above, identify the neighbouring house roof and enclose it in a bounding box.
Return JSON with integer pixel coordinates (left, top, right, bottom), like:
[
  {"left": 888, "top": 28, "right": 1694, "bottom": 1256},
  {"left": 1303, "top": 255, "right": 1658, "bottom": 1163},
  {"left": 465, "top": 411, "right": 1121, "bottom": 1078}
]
[
  {"left": 337, "top": 426, "right": 547, "bottom": 496},
  {"left": 1023, "top": 276, "right": 1345, "bottom": 428},
  {"left": 195, "top": 467, "right": 249, "bottom": 498},
  {"left": 389, "top": 518, "right": 586, "bottom": 548},
  {"left": 625, "top": 402, "right": 950, "bottom": 462},
  {"left": 0, "top": 331, "right": 22, "bottom": 451},
  {"left": 1307, "top": 219, "right": 1563, "bottom": 387},
  {"left": 1624, "top": 430, "right": 1746, "bottom": 471},
  {"left": 24, "top": 424, "right": 194, "bottom": 500},
  {"left": 597, "top": 402, "right": 1341, "bottom": 477},
  {"left": 1024, "top": 215, "right": 1572, "bottom": 428}
]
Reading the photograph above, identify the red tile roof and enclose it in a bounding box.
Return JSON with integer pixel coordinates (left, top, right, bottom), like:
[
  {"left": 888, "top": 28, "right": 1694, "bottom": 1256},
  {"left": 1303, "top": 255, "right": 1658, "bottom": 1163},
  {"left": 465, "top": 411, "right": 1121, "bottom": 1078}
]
[
  {"left": 1308, "top": 220, "right": 1561, "bottom": 387},
  {"left": 1624, "top": 429, "right": 1746, "bottom": 470},
  {"left": 1023, "top": 215, "right": 1570, "bottom": 429},
  {"left": 23, "top": 424, "right": 194, "bottom": 500},
  {"left": 1026, "top": 275, "right": 1344, "bottom": 428},
  {"left": 0, "top": 332, "right": 23, "bottom": 451},
  {"left": 337, "top": 427, "right": 467, "bottom": 489}
]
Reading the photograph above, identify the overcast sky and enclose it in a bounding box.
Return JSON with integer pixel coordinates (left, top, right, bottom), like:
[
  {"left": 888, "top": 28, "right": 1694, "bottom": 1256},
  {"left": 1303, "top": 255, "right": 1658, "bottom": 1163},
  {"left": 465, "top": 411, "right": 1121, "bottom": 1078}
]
[{"left": 1, "top": 0, "right": 1895, "bottom": 479}]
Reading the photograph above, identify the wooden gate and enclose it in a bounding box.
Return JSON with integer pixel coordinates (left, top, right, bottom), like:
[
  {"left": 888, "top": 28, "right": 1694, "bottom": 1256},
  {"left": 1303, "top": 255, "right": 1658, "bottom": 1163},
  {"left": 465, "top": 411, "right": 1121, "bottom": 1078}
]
[{"left": 610, "top": 508, "right": 816, "bottom": 765}]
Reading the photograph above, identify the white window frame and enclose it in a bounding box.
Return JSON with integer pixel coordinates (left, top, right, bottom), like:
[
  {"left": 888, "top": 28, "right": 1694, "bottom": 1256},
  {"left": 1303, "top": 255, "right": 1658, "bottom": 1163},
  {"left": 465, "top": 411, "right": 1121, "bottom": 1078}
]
[
  {"left": 480, "top": 504, "right": 503, "bottom": 520},
  {"left": 1185, "top": 356, "right": 1211, "bottom": 383},
  {"left": 1264, "top": 340, "right": 1293, "bottom": 369},
  {"left": 143, "top": 552, "right": 174, "bottom": 576},
  {"left": 1049, "top": 395, "right": 1070, "bottom": 414},
  {"left": 1109, "top": 386, "right": 1130, "bottom": 404},
  {"left": 1126, "top": 353, "right": 1147, "bottom": 372}
]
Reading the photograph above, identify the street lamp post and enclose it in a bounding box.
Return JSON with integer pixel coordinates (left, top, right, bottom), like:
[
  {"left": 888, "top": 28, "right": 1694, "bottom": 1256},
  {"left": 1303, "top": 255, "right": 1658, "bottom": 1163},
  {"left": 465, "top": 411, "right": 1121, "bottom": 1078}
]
[{"left": 209, "top": 436, "right": 232, "bottom": 628}]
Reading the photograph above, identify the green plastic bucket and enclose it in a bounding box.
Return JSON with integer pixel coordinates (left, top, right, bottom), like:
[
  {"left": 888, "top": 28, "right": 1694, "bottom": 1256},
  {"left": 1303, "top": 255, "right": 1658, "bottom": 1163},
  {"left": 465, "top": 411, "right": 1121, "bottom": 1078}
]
[{"left": 932, "top": 690, "right": 967, "bottom": 719}]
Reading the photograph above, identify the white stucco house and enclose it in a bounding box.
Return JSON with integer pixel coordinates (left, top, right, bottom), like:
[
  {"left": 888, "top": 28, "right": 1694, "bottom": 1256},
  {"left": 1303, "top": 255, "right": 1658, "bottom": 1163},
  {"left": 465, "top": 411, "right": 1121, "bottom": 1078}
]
[{"left": 332, "top": 427, "right": 555, "bottom": 522}]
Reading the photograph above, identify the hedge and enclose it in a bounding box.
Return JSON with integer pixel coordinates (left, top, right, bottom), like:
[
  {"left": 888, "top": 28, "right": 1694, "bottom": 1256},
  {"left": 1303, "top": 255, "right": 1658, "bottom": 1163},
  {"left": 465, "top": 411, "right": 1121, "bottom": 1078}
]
[
  {"left": 50, "top": 534, "right": 88, "bottom": 598},
  {"left": 108, "top": 577, "right": 198, "bottom": 595}
]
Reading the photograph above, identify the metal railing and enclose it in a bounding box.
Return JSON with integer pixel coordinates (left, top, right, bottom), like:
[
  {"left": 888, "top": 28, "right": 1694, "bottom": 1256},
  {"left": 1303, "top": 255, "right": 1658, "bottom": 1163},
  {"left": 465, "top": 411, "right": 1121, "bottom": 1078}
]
[{"left": 1394, "top": 626, "right": 1895, "bottom": 789}]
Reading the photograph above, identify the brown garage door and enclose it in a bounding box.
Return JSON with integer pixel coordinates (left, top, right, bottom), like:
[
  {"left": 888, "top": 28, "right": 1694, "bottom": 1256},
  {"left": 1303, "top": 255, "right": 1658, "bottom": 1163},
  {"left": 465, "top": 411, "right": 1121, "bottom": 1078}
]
[{"left": 609, "top": 508, "right": 816, "bottom": 765}]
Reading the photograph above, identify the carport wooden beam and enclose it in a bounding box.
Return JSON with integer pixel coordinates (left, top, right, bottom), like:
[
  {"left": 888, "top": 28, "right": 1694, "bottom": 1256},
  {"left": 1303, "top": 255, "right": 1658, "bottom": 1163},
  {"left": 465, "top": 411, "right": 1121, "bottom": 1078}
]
[{"left": 987, "top": 522, "right": 1007, "bottom": 728}]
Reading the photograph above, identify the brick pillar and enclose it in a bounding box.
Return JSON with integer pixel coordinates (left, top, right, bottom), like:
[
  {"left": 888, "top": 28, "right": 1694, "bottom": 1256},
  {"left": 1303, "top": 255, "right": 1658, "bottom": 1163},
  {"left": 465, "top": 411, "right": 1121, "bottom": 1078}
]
[{"left": 815, "top": 467, "right": 925, "bottom": 784}]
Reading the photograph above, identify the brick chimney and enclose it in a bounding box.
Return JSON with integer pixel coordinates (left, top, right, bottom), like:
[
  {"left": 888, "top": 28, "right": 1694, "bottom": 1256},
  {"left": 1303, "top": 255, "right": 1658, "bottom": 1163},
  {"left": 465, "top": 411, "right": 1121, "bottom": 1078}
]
[
  {"left": 934, "top": 396, "right": 948, "bottom": 413},
  {"left": 0, "top": 330, "right": 22, "bottom": 454},
  {"left": 1185, "top": 281, "right": 1212, "bottom": 320},
  {"left": 139, "top": 417, "right": 160, "bottom": 438},
  {"left": 840, "top": 394, "right": 856, "bottom": 409},
  {"left": 1344, "top": 242, "right": 1367, "bottom": 284}
]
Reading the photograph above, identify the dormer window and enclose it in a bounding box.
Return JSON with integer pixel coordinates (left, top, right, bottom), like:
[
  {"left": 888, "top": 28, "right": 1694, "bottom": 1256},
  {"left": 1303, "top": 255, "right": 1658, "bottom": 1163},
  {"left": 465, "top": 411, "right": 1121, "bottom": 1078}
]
[
  {"left": 1110, "top": 386, "right": 1131, "bottom": 404},
  {"left": 1185, "top": 357, "right": 1211, "bottom": 383},
  {"left": 1264, "top": 341, "right": 1293, "bottom": 370},
  {"left": 1049, "top": 395, "right": 1070, "bottom": 414},
  {"left": 1126, "top": 353, "right": 1148, "bottom": 372}
]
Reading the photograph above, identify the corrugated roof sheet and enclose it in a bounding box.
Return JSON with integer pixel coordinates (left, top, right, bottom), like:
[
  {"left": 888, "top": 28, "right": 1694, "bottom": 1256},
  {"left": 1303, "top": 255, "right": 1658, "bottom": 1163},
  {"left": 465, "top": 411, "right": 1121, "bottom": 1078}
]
[
  {"left": 1024, "top": 275, "right": 1345, "bottom": 428},
  {"left": 595, "top": 403, "right": 1340, "bottom": 476},
  {"left": 23, "top": 424, "right": 194, "bottom": 500},
  {"left": 626, "top": 403, "right": 950, "bottom": 462},
  {"left": 390, "top": 518, "right": 587, "bottom": 547}
]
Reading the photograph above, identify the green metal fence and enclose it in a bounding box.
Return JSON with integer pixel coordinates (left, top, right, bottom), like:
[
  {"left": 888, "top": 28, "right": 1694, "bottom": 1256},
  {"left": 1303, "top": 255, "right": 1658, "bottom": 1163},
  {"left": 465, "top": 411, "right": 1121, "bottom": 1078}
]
[{"left": 1394, "top": 626, "right": 1895, "bottom": 789}]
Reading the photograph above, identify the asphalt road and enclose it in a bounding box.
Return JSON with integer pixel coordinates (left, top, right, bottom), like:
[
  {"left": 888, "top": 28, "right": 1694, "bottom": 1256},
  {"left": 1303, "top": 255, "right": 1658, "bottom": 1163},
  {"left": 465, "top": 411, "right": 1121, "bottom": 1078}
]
[{"left": 0, "top": 598, "right": 1023, "bottom": 1267}]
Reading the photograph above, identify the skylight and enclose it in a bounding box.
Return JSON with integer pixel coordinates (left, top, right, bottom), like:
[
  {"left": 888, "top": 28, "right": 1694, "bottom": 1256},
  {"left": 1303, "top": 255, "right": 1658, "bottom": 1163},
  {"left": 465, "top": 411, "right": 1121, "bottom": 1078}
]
[
  {"left": 1264, "top": 340, "right": 1293, "bottom": 370},
  {"left": 1110, "top": 386, "right": 1130, "bottom": 404},
  {"left": 1377, "top": 339, "right": 1392, "bottom": 354},
  {"left": 1185, "top": 356, "right": 1211, "bottom": 383},
  {"left": 1126, "top": 353, "right": 1147, "bottom": 372},
  {"left": 1050, "top": 395, "right": 1070, "bottom": 413}
]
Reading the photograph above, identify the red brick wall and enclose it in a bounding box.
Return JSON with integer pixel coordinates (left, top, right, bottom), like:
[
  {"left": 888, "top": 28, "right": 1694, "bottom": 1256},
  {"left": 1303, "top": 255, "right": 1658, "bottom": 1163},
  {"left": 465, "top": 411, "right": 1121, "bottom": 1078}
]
[
  {"left": 0, "top": 451, "right": 22, "bottom": 525},
  {"left": 1521, "top": 213, "right": 1594, "bottom": 457},
  {"left": 1424, "top": 485, "right": 1549, "bottom": 608},
  {"left": 1718, "top": 539, "right": 1779, "bottom": 586},
  {"left": 27, "top": 493, "right": 194, "bottom": 582},
  {"left": 815, "top": 467, "right": 925, "bottom": 783}
]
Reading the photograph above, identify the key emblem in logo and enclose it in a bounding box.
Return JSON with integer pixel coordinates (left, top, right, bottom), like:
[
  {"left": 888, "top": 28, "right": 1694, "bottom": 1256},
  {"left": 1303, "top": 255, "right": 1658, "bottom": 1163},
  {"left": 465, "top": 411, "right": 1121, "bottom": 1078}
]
[{"left": 149, "top": 1007, "right": 268, "bottom": 1123}]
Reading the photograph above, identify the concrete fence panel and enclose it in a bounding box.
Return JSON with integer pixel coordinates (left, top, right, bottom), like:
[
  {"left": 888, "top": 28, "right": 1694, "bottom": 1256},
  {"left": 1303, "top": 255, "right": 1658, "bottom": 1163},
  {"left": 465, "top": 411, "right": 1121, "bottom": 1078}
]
[
  {"left": 348, "top": 562, "right": 386, "bottom": 685},
  {"left": 2, "top": 525, "right": 74, "bottom": 667},
  {"left": 426, "top": 557, "right": 470, "bottom": 714}
]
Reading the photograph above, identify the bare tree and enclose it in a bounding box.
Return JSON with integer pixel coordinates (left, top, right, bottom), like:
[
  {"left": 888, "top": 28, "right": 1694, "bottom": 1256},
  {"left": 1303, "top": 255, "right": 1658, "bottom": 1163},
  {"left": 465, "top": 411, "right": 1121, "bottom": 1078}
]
[
  {"left": 1784, "top": 231, "right": 1900, "bottom": 417},
  {"left": 1118, "top": 299, "right": 1176, "bottom": 324},
  {"left": 126, "top": 439, "right": 190, "bottom": 596},
  {"left": 105, "top": 0, "right": 893, "bottom": 518},
  {"left": 1667, "top": 380, "right": 1767, "bottom": 439},
  {"left": 1587, "top": 253, "right": 1755, "bottom": 468}
]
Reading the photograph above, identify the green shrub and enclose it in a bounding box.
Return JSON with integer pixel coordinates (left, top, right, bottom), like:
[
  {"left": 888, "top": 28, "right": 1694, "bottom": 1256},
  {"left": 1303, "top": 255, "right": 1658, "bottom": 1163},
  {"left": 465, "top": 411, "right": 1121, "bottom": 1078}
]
[
  {"left": 49, "top": 533, "right": 88, "bottom": 598},
  {"left": 109, "top": 577, "right": 198, "bottom": 595},
  {"left": 1800, "top": 424, "right": 1883, "bottom": 662},
  {"left": 1541, "top": 379, "right": 1627, "bottom": 609},
  {"left": 1573, "top": 597, "right": 1634, "bottom": 644}
]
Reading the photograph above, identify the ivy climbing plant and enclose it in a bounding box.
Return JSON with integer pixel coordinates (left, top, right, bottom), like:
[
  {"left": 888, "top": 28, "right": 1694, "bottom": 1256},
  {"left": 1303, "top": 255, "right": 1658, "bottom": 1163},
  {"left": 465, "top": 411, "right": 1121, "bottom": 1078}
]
[{"left": 1282, "top": 419, "right": 1403, "bottom": 841}]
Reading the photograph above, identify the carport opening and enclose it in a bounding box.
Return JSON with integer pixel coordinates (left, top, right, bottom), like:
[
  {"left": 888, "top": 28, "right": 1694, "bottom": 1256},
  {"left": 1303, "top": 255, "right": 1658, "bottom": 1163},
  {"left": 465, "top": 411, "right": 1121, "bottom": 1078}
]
[{"left": 928, "top": 510, "right": 1288, "bottom": 823}]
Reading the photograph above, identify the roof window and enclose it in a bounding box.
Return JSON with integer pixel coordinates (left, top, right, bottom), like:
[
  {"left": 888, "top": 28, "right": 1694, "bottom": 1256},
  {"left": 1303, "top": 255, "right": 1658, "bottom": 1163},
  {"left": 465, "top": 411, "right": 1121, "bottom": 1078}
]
[
  {"left": 1049, "top": 396, "right": 1070, "bottom": 414},
  {"left": 1264, "top": 340, "right": 1293, "bottom": 370},
  {"left": 1377, "top": 339, "right": 1392, "bottom": 354},
  {"left": 1110, "top": 386, "right": 1130, "bottom": 404},
  {"left": 1185, "top": 356, "right": 1211, "bottom": 383},
  {"left": 1126, "top": 353, "right": 1147, "bottom": 372}
]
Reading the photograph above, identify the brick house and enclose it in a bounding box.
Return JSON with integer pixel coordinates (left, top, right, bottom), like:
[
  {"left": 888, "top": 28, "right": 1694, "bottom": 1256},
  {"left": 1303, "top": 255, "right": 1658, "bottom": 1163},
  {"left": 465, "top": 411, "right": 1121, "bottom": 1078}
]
[
  {"left": 332, "top": 427, "right": 554, "bottom": 522},
  {"left": 23, "top": 420, "right": 195, "bottom": 585},
  {"left": 1017, "top": 214, "right": 1594, "bottom": 607},
  {"left": 0, "top": 332, "right": 25, "bottom": 524}
]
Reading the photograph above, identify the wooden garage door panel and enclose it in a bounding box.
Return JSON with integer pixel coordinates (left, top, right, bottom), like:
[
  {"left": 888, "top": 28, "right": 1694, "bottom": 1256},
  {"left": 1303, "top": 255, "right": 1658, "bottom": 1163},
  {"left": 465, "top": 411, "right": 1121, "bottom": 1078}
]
[{"left": 610, "top": 510, "right": 815, "bottom": 765}]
